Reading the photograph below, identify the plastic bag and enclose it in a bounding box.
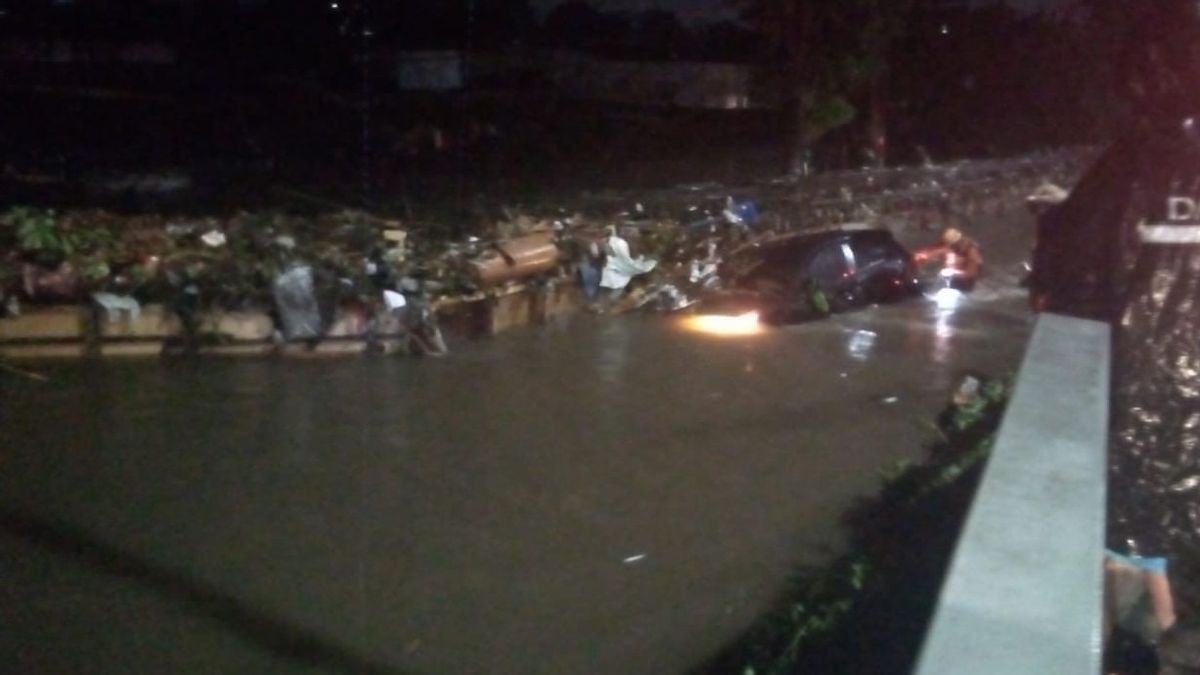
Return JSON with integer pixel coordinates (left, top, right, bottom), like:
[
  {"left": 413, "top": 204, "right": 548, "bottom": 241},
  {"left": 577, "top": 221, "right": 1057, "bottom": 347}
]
[{"left": 272, "top": 265, "right": 323, "bottom": 341}]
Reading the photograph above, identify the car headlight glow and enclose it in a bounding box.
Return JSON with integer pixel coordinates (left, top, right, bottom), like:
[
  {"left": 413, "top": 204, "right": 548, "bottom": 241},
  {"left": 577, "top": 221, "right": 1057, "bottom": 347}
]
[{"left": 682, "top": 311, "right": 763, "bottom": 337}]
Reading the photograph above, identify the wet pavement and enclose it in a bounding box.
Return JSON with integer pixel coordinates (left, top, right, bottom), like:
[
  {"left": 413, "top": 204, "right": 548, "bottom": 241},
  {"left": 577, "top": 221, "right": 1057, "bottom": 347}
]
[{"left": 0, "top": 211, "right": 1038, "bottom": 675}]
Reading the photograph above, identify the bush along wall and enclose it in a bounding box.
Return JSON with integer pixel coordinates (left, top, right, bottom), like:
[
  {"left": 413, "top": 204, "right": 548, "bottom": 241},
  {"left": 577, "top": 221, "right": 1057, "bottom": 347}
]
[{"left": 697, "top": 376, "right": 1010, "bottom": 675}]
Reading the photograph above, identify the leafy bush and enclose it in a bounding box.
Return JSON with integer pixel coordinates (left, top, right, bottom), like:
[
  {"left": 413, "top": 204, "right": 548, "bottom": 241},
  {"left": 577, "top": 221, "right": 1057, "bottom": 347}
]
[{"left": 698, "top": 377, "right": 1011, "bottom": 675}]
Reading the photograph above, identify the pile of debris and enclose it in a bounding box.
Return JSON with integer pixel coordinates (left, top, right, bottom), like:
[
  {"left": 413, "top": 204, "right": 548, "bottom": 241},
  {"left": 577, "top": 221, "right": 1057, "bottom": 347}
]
[{"left": 0, "top": 149, "right": 1092, "bottom": 353}]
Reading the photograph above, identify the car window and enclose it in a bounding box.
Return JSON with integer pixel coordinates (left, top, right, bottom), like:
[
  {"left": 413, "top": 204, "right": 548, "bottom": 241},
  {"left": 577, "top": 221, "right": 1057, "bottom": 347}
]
[
  {"left": 841, "top": 243, "right": 857, "bottom": 274},
  {"left": 852, "top": 235, "right": 903, "bottom": 268},
  {"left": 808, "top": 244, "right": 850, "bottom": 286}
]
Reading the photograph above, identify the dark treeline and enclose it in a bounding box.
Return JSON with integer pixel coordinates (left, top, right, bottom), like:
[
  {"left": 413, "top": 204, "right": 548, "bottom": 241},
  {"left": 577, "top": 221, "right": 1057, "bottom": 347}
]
[{"left": 0, "top": 0, "right": 1149, "bottom": 194}]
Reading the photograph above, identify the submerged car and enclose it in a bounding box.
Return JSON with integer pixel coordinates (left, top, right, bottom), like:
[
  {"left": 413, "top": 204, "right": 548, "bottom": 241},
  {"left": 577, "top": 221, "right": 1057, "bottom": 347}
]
[{"left": 715, "top": 226, "right": 922, "bottom": 323}]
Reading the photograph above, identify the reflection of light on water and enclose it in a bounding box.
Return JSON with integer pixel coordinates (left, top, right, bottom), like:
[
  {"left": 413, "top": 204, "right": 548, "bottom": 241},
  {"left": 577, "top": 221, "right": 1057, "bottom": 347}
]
[
  {"left": 847, "top": 329, "right": 877, "bottom": 361},
  {"left": 932, "top": 303, "right": 956, "bottom": 364},
  {"left": 932, "top": 287, "right": 963, "bottom": 310},
  {"left": 596, "top": 318, "right": 632, "bottom": 384},
  {"left": 682, "top": 312, "right": 763, "bottom": 337},
  {"left": 934, "top": 317, "right": 955, "bottom": 341},
  {"left": 922, "top": 285, "right": 963, "bottom": 364}
]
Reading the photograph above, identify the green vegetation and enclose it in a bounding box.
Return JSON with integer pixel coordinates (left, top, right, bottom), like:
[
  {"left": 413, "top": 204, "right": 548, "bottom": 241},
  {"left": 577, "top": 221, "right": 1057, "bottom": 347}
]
[
  {"left": 700, "top": 377, "right": 1010, "bottom": 675},
  {"left": 0, "top": 206, "right": 421, "bottom": 311}
]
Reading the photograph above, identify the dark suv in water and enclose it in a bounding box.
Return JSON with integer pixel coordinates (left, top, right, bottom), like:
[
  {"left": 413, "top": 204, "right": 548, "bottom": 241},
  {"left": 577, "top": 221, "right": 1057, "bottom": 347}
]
[{"left": 721, "top": 226, "right": 922, "bottom": 323}]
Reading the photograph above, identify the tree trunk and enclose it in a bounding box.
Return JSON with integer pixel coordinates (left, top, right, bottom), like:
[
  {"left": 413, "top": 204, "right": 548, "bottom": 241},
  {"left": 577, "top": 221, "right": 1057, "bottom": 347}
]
[{"left": 788, "top": 94, "right": 812, "bottom": 176}]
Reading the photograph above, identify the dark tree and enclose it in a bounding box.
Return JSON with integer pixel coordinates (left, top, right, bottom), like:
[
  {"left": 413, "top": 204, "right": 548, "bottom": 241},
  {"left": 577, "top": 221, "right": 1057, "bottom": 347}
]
[
  {"left": 542, "top": 0, "right": 632, "bottom": 55},
  {"left": 630, "top": 9, "right": 693, "bottom": 60},
  {"left": 377, "top": 0, "right": 535, "bottom": 50},
  {"left": 0, "top": 0, "right": 187, "bottom": 40},
  {"left": 731, "top": 0, "right": 912, "bottom": 172},
  {"left": 1074, "top": 0, "right": 1200, "bottom": 120},
  {"left": 700, "top": 19, "right": 759, "bottom": 62}
]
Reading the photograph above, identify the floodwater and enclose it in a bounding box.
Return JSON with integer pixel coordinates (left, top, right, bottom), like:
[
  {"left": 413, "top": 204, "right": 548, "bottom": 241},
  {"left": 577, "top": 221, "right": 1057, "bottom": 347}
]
[{"left": 0, "top": 215, "right": 1037, "bottom": 675}]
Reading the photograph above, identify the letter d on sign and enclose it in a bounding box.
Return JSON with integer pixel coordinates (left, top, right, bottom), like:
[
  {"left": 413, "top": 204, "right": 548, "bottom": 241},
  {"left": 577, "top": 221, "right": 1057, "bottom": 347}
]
[{"left": 1169, "top": 197, "right": 1197, "bottom": 221}]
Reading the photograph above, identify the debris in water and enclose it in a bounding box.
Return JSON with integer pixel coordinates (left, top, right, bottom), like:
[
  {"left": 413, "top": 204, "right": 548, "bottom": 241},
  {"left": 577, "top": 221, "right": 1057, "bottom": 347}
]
[
  {"left": 881, "top": 396, "right": 899, "bottom": 404},
  {"left": 273, "top": 265, "right": 323, "bottom": 341},
  {"left": 200, "top": 229, "right": 226, "bottom": 247},
  {"left": 92, "top": 292, "right": 141, "bottom": 321},
  {"left": 601, "top": 228, "right": 657, "bottom": 294},
  {"left": 623, "top": 553, "right": 647, "bottom": 564},
  {"left": 383, "top": 289, "right": 406, "bottom": 311},
  {"left": 952, "top": 376, "right": 982, "bottom": 407}
]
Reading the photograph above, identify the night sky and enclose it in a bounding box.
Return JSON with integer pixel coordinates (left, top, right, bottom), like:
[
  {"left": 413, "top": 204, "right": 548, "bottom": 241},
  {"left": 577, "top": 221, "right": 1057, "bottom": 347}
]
[
  {"left": 532, "top": 0, "right": 737, "bottom": 24},
  {"left": 532, "top": 0, "right": 1068, "bottom": 24}
]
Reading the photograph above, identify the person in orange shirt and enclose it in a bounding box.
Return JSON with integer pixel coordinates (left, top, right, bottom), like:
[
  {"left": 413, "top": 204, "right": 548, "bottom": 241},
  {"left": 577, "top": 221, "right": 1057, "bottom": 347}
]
[{"left": 915, "top": 227, "right": 984, "bottom": 291}]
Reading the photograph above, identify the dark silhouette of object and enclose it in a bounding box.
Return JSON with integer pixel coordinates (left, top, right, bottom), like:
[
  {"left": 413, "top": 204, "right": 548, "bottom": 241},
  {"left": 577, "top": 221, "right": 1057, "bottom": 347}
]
[
  {"left": 1160, "top": 622, "right": 1200, "bottom": 675},
  {"left": 1029, "top": 0, "right": 1200, "bottom": 625}
]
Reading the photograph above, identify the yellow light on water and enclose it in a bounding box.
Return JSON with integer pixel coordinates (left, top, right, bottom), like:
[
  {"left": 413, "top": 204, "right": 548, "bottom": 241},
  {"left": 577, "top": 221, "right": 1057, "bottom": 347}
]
[{"left": 682, "top": 311, "right": 763, "bottom": 337}]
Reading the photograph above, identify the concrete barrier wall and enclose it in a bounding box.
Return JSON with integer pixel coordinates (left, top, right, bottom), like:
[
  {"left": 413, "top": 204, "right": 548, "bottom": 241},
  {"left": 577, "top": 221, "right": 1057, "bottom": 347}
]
[
  {"left": 915, "top": 314, "right": 1110, "bottom": 675},
  {"left": 0, "top": 307, "right": 89, "bottom": 341},
  {"left": 0, "top": 283, "right": 585, "bottom": 359}
]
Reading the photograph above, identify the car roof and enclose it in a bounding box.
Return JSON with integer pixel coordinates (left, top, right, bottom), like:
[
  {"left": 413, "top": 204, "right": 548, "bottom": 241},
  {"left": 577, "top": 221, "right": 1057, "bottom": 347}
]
[
  {"left": 747, "top": 226, "right": 895, "bottom": 258},
  {"left": 735, "top": 223, "right": 891, "bottom": 247}
]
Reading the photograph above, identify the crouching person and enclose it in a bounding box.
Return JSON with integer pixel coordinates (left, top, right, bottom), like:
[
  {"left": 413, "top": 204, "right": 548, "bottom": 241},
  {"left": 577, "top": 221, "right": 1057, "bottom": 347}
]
[{"left": 400, "top": 269, "right": 447, "bottom": 357}]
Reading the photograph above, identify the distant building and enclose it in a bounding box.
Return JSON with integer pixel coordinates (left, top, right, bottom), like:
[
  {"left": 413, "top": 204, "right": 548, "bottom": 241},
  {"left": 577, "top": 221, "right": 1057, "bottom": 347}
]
[
  {"left": 396, "top": 51, "right": 465, "bottom": 92},
  {"left": 394, "top": 48, "right": 770, "bottom": 110}
]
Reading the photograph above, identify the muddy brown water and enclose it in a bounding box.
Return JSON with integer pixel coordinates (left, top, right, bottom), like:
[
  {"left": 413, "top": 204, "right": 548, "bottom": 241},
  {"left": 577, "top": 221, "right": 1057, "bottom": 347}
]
[{"left": 0, "top": 213, "right": 1038, "bottom": 675}]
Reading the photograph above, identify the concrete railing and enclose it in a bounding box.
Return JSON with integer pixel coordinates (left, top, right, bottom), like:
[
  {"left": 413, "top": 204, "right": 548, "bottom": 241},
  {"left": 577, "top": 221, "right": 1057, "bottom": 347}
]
[{"left": 915, "top": 314, "right": 1111, "bottom": 675}]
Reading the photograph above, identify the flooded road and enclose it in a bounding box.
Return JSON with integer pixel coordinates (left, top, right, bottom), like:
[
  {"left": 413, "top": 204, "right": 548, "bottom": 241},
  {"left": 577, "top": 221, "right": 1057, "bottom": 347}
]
[{"left": 0, "top": 215, "right": 1037, "bottom": 675}]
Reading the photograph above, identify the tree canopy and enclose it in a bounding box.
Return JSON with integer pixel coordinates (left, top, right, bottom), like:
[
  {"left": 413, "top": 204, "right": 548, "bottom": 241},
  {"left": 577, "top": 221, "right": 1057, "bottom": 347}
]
[{"left": 730, "top": 0, "right": 912, "bottom": 168}]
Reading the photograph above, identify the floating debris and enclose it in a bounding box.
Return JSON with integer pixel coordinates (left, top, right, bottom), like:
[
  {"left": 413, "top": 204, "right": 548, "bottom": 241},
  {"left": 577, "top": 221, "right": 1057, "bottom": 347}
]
[{"left": 200, "top": 229, "right": 227, "bottom": 247}]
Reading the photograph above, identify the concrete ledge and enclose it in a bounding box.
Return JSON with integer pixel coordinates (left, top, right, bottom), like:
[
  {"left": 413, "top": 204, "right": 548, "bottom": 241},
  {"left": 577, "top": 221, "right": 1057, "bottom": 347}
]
[
  {"left": 99, "top": 342, "right": 165, "bottom": 358},
  {"left": 97, "top": 304, "right": 180, "bottom": 339},
  {"left": 0, "top": 342, "right": 89, "bottom": 359},
  {"left": 915, "top": 314, "right": 1110, "bottom": 675},
  {"left": 277, "top": 340, "right": 368, "bottom": 357},
  {"left": 0, "top": 307, "right": 88, "bottom": 340},
  {"left": 204, "top": 311, "right": 274, "bottom": 342},
  {"left": 0, "top": 282, "right": 586, "bottom": 359},
  {"left": 195, "top": 343, "right": 275, "bottom": 357},
  {"left": 96, "top": 306, "right": 275, "bottom": 342},
  {"left": 325, "top": 310, "right": 371, "bottom": 339}
]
